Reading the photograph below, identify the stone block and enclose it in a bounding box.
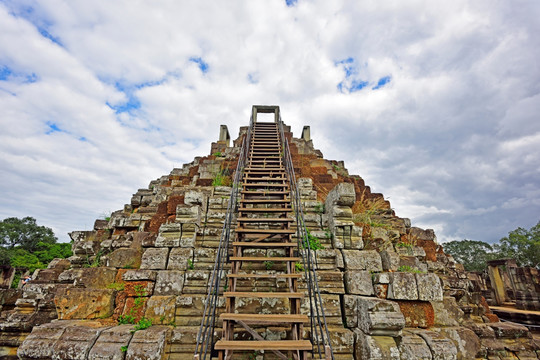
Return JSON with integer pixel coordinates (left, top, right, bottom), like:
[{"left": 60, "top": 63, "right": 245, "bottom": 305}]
[
  {"left": 431, "top": 300, "right": 459, "bottom": 327},
  {"left": 380, "top": 250, "right": 400, "bottom": 271},
  {"left": 327, "top": 327, "right": 355, "bottom": 355},
  {"left": 343, "top": 295, "right": 358, "bottom": 328},
  {"left": 176, "top": 205, "right": 201, "bottom": 224},
  {"left": 398, "top": 330, "right": 433, "bottom": 360},
  {"left": 154, "top": 270, "right": 185, "bottom": 295},
  {"left": 140, "top": 248, "right": 170, "bottom": 270},
  {"left": 144, "top": 296, "right": 176, "bottom": 325},
  {"left": 154, "top": 234, "right": 180, "bottom": 247},
  {"left": 125, "top": 326, "right": 171, "bottom": 360},
  {"left": 411, "top": 329, "right": 458, "bottom": 360},
  {"left": 488, "top": 322, "right": 529, "bottom": 339},
  {"left": 185, "top": 191, "right": 204, "bottom": 206},
  {"left": 387, "top": 272, "right": 418, "bottom": 300},
  {"left": 326, "top": 183, "right": 356, "bottom": 207},
  {"left": 344, "top": 271, "right": 374, "bottom": 295},
  {"left": 52, "top": 323, "right": 109, "bottom": 360},
  {"left": 357, "top": 296, "right": 405, "bottom": 336},
  {"left": 342, "top": 250, "right": 383, "bottom": 272},
  {"left": 16, "top": 321, "right": 67, "bottom": 359},
  {"left": 397, "top": 301, "right": 435, "bottom": 328},
  {"left": 416, "top": 273, "right": 443, "bottom": 301},
  {"left": 437, "top": 327, "right": 481, "bottom": 360},
  {"left": 55, "top": 288, "right": 115, "bottom": 320},
  {"left": 122, "top": 270, "right": 157, "bottom": 282},
  {"left": 354, "top": 330, "right": 400, "bottom": 360},
  {"left": 105, "top": 248, "right": 142, "bottom": 269},
  {"left": 88, "top": 324, "right": 134, "bottom": 360}
]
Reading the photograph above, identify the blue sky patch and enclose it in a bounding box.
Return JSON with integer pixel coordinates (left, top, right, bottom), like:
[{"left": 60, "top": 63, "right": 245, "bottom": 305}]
[
  {"left": 247, "top": 73, "right": 258, "bottom": 84},
  {"left": 46, "top": 122, "right": 66, "bottom": 135},
  {"left": 373, "top": 76, "right": 392, "bottom": 90},
  {"left": 106, "top": 82, "right": 142, "bottom": 115},
  {"left": 0, "top": 65, "right": 38, "bottom": 83},
  {"left": 189, "top": 57, "right": 209, "bottom": 73},
  {"left": 286, "top": 0, "right": 298, "bottom": 6},
  {"left": 0, "top": 66, "right": 12, "bottom": 80}
]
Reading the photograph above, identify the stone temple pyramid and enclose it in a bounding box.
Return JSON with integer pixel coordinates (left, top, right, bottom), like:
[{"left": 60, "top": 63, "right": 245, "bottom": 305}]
[{"left": 1, "top": 106, "right": 538, "bottom": 359}]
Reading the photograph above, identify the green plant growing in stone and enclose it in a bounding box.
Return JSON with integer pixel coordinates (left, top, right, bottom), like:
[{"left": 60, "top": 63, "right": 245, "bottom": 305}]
[
  {"left": 133, "top": 317, "right": 152, "bottom": 332},
  {"left": 84, "top": 250, "right": 102, "bottom": 268},
  {"left": 187, "top": 259, "right": 194, "bottom": 270},
  {"left": 120, "top": 346, "right": 128, "bottom": 352},
  {"left": 106, "top": 282, "right": 125, "bottom": 291},
  {"left": 263, "top": 261, "right": 274, "bottom": 270},
  {"left": 295, "top": 262, "right": 304, "bottom": 272},
  {"left": 302, "top": 230, "right": 324, "bottom": 251},
  {"left": 397, "top": 265, "right": 424, "bottom": 274},
  {"left": 213, "top": 151, "right": 222, "bottom": 157},
  {"left": 212, "top": 171, "right": 231, "bottom": 187}
]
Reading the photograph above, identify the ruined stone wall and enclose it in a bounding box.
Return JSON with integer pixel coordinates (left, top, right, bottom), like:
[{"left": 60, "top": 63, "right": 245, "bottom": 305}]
[{"left": 0, "top": 124, "right": 538, "bottom": 360}]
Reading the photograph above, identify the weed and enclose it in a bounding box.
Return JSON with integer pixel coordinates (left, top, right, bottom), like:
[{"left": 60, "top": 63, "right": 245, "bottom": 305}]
[
  {"left": 133, "top": 317, "right": 152, "bottom": 331},
  {"left": 134, "top": 285, "right": 147, "bottom": 297},
  {"left": 187, "top": 259, "right": 194, "bottom": 270},
  {"left": 213, "top": 151, "right": 222, "bottom": 157},
  {"left": 118, "top": 314, "right": 136, "bottom": 324},
  {"left": 397, "top": 265, "right": 424, "bottom": 274},
  {"left": 263, "top": 261, "right": 274, "bottom": 270},
  {"left": 120, "top": 346, "right": 128, "bottom": 352},
  {"left": 314, "top": 203, "right": 325, "bottom": 214},
  {"left": 106, "top": 282, "right": 125, "bottom": 291},
  {"left": 295, "top": 262, "right": 304, "bottom": 272},
  {"left": 212, "top": 171, "right": 231, "bottom": 187},
  {"left": 302, "top": 230, "right": 324, "bottom": 251},
  {"left": 84, "top": 250, "right": 102, "bottom": 268}
]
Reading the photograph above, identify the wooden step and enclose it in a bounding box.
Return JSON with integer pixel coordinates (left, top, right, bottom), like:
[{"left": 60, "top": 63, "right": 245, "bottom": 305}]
[
  {"left": 241, "top": 199, "right": 290, "bottom": 204},
  {"left": 227, "top": 273, "right": 302, "bottom": 279},
  {"left": 220, "top": 313, "right": 308, "bottom": 324},
  {"left": 244, "top": 176, "right": 286, "bottom": 181},
  {"left": 232, "top": 241, "right": 296, "bottom": 246},
  {"left": 223, "top": 292, "right": 304, "bottom": 299},
  {"left": 242, "top": 183, "right": 288, "bottom": 187},
  {"left": 230, "top": 256, "right": 300, "bottom": 262},
  {"left": 236, "top": 218, "right": 294, "bottom": 222},
  {"left": 215, "top": 340, "right": 312, "bottom": 351},
  {"left": 240, "top": 190, "right": 289, "bottom": 195},
  {"left": 235, "top": 228, "right": 295, "bottom": 234},
  {"left": 238, "top": 208, "right": 291, "bottom": 212}
]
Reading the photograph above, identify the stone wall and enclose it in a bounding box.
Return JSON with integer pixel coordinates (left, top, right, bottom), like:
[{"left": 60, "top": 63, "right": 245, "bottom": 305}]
[{"left": 1, "top": 123, "right": 538, "bottom": 360}]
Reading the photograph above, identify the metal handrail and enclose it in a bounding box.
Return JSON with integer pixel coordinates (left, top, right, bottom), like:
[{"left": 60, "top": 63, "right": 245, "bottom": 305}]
[
  {"left": 278, "top": 119, "right": 335, "bottom": 360},
  {"left": 194, "top": 117, "right": 253, "bottom": 360}
]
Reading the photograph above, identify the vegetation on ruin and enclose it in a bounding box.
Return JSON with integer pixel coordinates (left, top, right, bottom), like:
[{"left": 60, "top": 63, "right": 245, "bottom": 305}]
[
  {"left": 212, "top": 171, "right": 232, "bottom": 187},
  {"left": 0, "top": 217, "right": 72, "bottom": 287},
  {"left": 444, "top": 219, "right": 540, "bottom": 271}
]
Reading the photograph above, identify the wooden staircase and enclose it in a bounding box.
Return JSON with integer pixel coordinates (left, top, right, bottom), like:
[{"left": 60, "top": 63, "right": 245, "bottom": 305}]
[{"left": 215, "top": 121, "right": 310, "bottom": 360}]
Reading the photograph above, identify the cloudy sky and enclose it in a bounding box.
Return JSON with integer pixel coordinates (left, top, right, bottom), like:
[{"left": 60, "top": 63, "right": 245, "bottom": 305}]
[{"left": 1, "top": 0, "right": 539, "bottom": 244}]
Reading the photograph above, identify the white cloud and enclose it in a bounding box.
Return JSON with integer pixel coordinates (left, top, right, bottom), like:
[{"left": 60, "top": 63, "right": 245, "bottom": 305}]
[{"left": 0, "top": 0, "right": 539, "bottom": 244}]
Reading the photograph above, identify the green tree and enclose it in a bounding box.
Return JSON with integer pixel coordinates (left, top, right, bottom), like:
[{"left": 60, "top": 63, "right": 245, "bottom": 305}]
[
  {"left": 497, "top": 220, "right": 540, "bottom": 268},
  {"left": 443, "top": 239, "right": 496, "bottom": 272},
  {"left": 0, "top": 217, "right": 57, "bottom": 251}
]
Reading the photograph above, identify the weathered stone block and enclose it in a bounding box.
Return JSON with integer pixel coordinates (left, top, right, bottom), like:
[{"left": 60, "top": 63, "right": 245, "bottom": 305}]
[
  {"left": 343, "top": 295, "right": 358, "bottom": 328},
  {"left": 105, "top": 248, "right": 142, "bottom": 269},
  {"left": 140, "top": 248, "right": 170, "bottom": 270},
  {"left": 488, "top": 322, "right": 529, "bottom": 339},
  {"left": 411, "top": 329, "right": 458, "bottom": 360},
  {"left": 437, "top": 327, "right": 481, "bottom": 360},
  {"left": 344, "top": 271, "right": 374, "bottom": 295},
  {"left": 416, "top": 273, "right": 443, "bottom": 301},
  {"left": 387, "top": 272, "right": 418, "bottom": 300},
  {"left": 52, "top": 323, "right": 109, "bottom": 360},
  {"left": 144, "top": 296, "right": 176, "bottom": 325},
  {"left": 16, "top": 321, "right": 66, "bottom": 359},
  {"left": 88, "top": 324, "right": 134, "bottom": 360},
  {"left": 397, "top": 301, "right": 435, "bottom": 328},
  {"left": 342, "top": 250, "right": 383, "bottom": 272},
  {"left": 125, "top": 326, "right": 171, "bottom": 360},
  {"left": 327, "top": 326, "right": 355, "bottom": 355},
  {"left": 357, "top": 296, "right": 405, "bottom": 336},
  {"left": 398, "top": 330, "right": 433, "bottom": 360},
  {"left": 354, "top": 330, "right": 400, "bottom": 360},
  {"left": 326, "top": 183, "right": 356, "bottom": 206},
  {"left": 55, "top": 288, "right": 115, "bottom": 319},
  {"left": 154, "top": 270, "right": 185, "bottom": 295},
  {"left": 122, "top": 270, "right": 157, "bottom": 282},
  {"left": 380, "top": 250, "right": 400, "bottom": 271}
]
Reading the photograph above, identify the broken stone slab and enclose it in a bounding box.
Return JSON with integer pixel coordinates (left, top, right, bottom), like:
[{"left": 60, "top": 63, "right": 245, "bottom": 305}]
[
  {"left": 154, "top": 270, "right": 185, "bottom": 296},
  {"left": 140, "top": 248, "right": 170, "bottom": 270},
  {"left": 125, "top": 325, "right": 171, "bottom": 360},
  {"left": 343, "top": 295, "right": 359, "bottom": 328},
  {"left": 387, "top": 272, "right": 418, "bottom": 300},
  {"left": 326, "top": 326, "right": 355, "bottom": 355},
  {"left": 326, "top": 183, "right": 356, "bottom": 207},
  {"left": 87, "top": 324, "right": 134, "bottom": 360},
  {"left": 184, "top": 190, "right": 204, "bottom": 206},
  {"left": 144, "top": 296, "right": 176, "bottom": 325},
  {"left": 54, "top": 288, "right": 115, "bottom": 320},
  {"left": 17, "top": 321, "right": 69, "bottom": 359},
  {"left": 344, "top": 271, "right": 374, "bottom": 296},
  {"left": 488, "top": 322, "right": 529, "bottom": 339},
  {"left": 416, "top": 273, "right": 443, "bottom": 301},
  {"left": 354, "top": 330, "right": 400, "bottom": 360},
  {"left": 341, "top": 249, "right": 383, "bottom": 272},
  {"left": 431, "top": 299, "right": 459, "bottom": 327},
  {"left": 357, "top": 296, "right": 405, "bottom": 336},
  {"left": 409, "top": 328, "right": 458, "bottom": 360},
  {"left": 380, "top": 250, "right": 400, "bottom": 271}
]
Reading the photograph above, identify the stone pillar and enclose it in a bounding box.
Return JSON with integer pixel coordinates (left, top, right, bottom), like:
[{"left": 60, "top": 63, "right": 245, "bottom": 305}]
[{"left": 301, "top": 126, "right": 311, "bottom": 141}]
